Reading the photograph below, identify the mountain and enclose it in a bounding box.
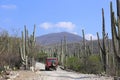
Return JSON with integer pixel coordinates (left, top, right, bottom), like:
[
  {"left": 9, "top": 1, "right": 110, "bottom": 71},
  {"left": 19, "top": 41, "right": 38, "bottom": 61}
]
[{"left": 36, "top": 32, "right": 83, "bottom": 46}]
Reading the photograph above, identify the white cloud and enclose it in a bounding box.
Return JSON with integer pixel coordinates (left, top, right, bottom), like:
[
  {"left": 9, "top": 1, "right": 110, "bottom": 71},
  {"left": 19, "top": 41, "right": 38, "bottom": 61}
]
[
  {"left": 55, "top": 22, "right": 75, "bottom": 30},
  {"left": 40, "top": 21, "right": 75, "bottom": 31},
  {"left": 85, "top": 34, "right": 97, "bottom": 40},
  {"left": 70, "top": 32, "right": 78, "bottom": 35},
  {"left": 0, "top": 4, "right": 16, "bottom": 9},
  {"left": 40, "top": 22, "right": 53, "bottom": 29}
]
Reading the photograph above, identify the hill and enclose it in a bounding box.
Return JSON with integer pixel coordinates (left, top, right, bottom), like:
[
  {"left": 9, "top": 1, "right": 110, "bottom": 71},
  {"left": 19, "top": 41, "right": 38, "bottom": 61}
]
[{"left": 36, "top": 32, "right": 83, "bottom": 46}]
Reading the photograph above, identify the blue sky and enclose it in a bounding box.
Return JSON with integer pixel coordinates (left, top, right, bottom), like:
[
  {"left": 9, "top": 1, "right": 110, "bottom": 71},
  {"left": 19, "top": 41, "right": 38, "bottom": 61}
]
[{"left": 0, "top": 0, "right": 117, "bottom": 40}]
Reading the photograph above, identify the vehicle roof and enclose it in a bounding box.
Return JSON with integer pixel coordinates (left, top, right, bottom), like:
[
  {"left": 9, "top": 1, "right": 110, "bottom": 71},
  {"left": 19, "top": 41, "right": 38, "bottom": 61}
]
[{"left": 46, "top": 57, "right": 57, "bottom": 59}]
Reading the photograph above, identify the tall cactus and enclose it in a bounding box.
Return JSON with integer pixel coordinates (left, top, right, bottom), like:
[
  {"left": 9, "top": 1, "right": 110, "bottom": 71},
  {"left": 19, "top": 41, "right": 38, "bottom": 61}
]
[
  {"left": 82, "top": 29, "right": 87, "bottom": 58},
  {"left": 82, "top": 29, "right": 91, "bottom": 56},
  {"left": 63, "top": 36, "right": 68, "bottom": 68},
  {"left": 110, "top": 0, "right": 120, "bottom": 76},
  {"left": 97, "top": 8, "right": 108, "bottom": 73},
  {"left": 82, "top": 29, "right": 87, "bottom": 71},
  {"left": 90, "top": 36, "right": 93, "bottom": 54},
  {"left": 82, "top": 29, "right": 86, "bottom": 56},
  {"left": 64, "top": 36, "right": 67, "bottom": 54},
  {"left": 20, "top": 28, "right": 28, "bottom": 69},
  {"left": 60, "top": 39, "right": 64, "bottom": 65},
  {"left": 20, "top": 25, "right": 36, "bottom": 69},
  {"left": 60, "top": 37, "right": 67, "bottom": 67}
]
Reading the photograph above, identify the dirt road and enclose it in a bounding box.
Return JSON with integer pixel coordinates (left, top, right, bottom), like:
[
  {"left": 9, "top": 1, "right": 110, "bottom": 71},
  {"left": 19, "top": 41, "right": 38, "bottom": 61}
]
[{"left": 13, "top": 62, "right": 113, "bottom": 80}]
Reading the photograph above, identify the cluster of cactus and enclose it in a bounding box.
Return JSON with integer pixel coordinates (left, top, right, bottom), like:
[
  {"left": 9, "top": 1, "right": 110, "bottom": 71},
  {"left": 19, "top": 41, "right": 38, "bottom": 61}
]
[
  {"left": 39, "top": 0, "right": 120, "bottom": 76},
  {"left": 97, "top": 7, "right": 116, "bottom": 75},
  {"left": 81, "top": 29, "right": 93, "bottom": 71},
  {"left": 96, "top": 0, "right": 120, "bottom": 76},
  {"left": 82, "top": 29, "right": 93, "bottom": 57},
  {"left": 110, "top": 0, "right": 120, "bottom": 76},
  {"left": 19, "top": 25, "right": 36, "bottom": 69},
  {"left": 44, "top": 36, "right": 67, "bottom": 68}
]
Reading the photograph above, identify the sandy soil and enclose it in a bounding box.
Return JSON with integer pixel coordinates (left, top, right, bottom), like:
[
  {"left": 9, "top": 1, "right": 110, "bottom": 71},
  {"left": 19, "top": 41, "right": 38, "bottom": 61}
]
[{"left": 10, "top": 62, "right": 114, "bottom": 80}]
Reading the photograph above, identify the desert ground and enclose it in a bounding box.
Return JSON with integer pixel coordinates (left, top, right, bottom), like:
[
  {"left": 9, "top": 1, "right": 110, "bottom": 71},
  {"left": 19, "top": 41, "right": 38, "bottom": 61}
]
[{"left": 2, "top": 62, "right": 113, "bottom": 80}]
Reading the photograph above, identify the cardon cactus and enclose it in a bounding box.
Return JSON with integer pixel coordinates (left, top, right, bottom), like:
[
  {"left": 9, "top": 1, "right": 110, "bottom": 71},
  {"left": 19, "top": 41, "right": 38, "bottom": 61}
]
[
  {"left": 19, "top": 25, "right": 36, "bottom": 69},
  {"left": 97, "top": 8, "right": 109, "bottom": 73},
  {"left": 110, "top": 0, "right": 120, "bottom": 76}
]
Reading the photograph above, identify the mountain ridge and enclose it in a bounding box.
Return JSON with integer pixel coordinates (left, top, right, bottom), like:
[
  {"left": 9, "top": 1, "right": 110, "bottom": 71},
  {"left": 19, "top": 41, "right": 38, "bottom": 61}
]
[{"left": 36, "top": 32, "right": 83, "bottom": 46}]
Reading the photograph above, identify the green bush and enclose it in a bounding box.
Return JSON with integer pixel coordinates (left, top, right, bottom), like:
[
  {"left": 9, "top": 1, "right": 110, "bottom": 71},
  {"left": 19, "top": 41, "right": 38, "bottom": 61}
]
[
  {"left": 86, "top": 55, "right": 103, "bottom": 74},
  {"left": 66, "top": 55, "right": 103, "bottom": 74},
  {"left": 66, "top": 57, "right": 80, "bottom": 71}
]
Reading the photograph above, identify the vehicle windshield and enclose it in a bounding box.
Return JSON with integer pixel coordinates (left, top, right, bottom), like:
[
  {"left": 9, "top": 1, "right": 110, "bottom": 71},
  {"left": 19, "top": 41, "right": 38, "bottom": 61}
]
[{"left": 47, "top": 59, "right": 56, "bottom": 63}]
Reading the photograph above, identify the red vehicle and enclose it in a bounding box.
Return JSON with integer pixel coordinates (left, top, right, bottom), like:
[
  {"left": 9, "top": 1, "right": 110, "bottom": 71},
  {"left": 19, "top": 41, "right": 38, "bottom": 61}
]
[{"left": 45, "top": 57, "right": 58, "bottom": 70}]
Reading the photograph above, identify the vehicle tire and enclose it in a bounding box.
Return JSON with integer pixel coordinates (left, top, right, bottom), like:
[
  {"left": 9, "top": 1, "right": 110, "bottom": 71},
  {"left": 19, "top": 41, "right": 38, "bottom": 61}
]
[{"left": 45, "top": 67, "right": 48, "bottom": 70}]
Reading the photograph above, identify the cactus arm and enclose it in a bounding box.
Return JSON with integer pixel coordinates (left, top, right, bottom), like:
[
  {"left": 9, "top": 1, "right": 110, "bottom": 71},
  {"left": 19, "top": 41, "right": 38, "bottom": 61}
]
[
  {"left": 97, "top": 32, "right": 104, "bottom": 53},
  {"left": 33, "top": 24, "right": 36, "bottom": 42},
  {"left": 110, "top": 2, "right": 117, "bottom": 56},
  {"left": 20, "top": 45, "right": 25, "bottom": 61},
  {"left": 116, "top": 0, "right": 120, "bottom": 18},
  {"left": 102, "top": 8, "right": 106, "bottom": 56},
  {"left": 21, "top": 31, "right": 25, "bottom": 59}
]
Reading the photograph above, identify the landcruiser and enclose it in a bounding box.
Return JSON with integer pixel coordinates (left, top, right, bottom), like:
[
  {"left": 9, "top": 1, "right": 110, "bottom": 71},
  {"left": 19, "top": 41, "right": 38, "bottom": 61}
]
[{"left": 45, "top": 57, "right": 58, "bottom": 70}]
